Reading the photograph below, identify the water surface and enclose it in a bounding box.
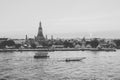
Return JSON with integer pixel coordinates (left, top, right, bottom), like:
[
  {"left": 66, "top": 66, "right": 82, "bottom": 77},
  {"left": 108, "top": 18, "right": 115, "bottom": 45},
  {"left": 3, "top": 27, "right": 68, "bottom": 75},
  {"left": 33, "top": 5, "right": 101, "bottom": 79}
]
[{"left": 0, "top": 50, "right": 120, "bottom": 80}]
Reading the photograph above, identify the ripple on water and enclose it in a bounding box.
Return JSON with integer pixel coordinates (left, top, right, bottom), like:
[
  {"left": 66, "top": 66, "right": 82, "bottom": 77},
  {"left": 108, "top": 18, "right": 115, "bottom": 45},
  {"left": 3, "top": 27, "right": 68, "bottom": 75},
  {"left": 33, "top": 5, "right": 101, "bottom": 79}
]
[
  {"left": 1, "top": 75, "right": 17, "bottom": 80},
  {"left": 1, "top": 51, "right": 120, "bottom": 80}
]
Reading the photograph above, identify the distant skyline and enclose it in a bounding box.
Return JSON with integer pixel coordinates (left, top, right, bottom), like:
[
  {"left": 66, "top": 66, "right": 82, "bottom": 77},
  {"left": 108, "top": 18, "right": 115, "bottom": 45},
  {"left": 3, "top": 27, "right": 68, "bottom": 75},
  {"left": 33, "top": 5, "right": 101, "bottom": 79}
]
[{"left": 0, "top": 0, "right": 120, "bottom": 39}]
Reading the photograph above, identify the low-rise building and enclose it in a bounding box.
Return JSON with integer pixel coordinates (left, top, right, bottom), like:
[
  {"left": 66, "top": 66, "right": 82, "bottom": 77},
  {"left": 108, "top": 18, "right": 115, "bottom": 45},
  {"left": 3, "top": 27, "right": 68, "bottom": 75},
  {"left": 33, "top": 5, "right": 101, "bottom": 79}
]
[
  {"left": 51, "top": 45, "right": 64, "bottom": 48},
  {"left": 0, "top": 38, "right": 8, "bottom": 43},
  {"left": 13, "top": 39, "right": 25, "bottom": 44}
]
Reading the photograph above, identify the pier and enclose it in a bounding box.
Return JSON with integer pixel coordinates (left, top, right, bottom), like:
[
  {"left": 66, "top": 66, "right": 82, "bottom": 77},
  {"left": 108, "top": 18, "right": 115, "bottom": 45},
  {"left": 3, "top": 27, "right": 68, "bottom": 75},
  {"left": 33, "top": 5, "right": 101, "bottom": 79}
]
[{"left": 0, "top": 48, "right": 116, "bottom": 52}]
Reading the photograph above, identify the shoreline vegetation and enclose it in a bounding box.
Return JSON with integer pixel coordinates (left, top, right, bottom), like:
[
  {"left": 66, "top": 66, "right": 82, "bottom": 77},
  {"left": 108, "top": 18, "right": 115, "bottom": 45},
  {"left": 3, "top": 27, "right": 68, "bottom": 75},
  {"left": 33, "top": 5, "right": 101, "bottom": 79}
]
[{"left": 0, "top": 37, "right": 118, "bottom": 52}]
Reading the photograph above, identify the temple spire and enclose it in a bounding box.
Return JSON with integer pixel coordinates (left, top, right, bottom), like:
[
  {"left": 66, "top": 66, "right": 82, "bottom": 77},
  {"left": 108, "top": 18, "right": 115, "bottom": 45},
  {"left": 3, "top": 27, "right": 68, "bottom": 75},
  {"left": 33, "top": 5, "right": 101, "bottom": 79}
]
[
  {"left": 39, "top": 21, "right": 42, "bottom": 29},
  {"left": 36, "top": 21, "right": 45, "bottom": 42}
]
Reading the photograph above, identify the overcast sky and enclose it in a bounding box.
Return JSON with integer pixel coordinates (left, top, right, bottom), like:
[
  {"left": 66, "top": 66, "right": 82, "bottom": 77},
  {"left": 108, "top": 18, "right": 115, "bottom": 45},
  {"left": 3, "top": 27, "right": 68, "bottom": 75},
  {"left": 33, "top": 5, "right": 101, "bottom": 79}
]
[{"left": 0, "top": 0, "right": 120, "bottom": 39}]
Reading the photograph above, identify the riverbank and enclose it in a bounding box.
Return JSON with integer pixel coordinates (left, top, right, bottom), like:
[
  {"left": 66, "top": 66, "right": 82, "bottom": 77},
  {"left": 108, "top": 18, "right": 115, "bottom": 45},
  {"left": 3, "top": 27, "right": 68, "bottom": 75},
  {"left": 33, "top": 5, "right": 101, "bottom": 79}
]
[{"left": 0, "top": 48, "right": 116, "bottom": 52}]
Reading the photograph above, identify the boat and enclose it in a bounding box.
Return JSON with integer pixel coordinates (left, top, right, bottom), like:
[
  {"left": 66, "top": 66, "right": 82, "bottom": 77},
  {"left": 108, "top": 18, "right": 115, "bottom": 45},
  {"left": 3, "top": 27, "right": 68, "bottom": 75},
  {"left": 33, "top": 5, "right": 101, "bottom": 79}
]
[
  {"left": 65, "top": 57, "right": 86, "bottom": 62},
  {"left": 34, "top": 52, "right": 49, "bottom": 58}
]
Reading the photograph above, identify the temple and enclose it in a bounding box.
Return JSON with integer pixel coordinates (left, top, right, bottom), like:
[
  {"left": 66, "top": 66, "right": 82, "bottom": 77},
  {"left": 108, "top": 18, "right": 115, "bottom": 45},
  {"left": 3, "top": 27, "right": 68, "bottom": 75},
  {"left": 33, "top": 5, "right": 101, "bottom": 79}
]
[
  {"left": 35, "top": 21, "right": 45, "bottom": 42},
  {"left": 24, "top": 21, "right": 46, "bottom": 47}
]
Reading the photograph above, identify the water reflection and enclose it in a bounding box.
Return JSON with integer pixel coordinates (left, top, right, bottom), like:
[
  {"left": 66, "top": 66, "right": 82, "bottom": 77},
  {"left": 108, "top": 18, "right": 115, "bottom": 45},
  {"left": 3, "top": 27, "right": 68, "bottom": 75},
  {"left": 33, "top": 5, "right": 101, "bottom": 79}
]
[{"left": 0, "top": 51, "right": 120, "bottom": 80}]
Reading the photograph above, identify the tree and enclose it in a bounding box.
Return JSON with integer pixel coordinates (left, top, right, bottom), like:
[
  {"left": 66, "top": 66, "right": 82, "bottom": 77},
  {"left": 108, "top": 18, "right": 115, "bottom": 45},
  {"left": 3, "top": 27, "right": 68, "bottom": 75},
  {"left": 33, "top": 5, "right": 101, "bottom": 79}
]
[
  {"left": 0, "top": 41, "right": 7, "bottom": 48},
  {"left": 15, "top": 44, "right": 21, "bottom": 49},
  {"left": 113, "top": 39, "right": 120, "bottom": 48},
  {"left": 86, "top": 41, "right": 91, "bottom": 46},
  {"left": 41, "top": 41, "right": 49, "bottom": 47},
  {"left": 90, "top": 39, "right": 99, "bottom": 48},
  {"left": 31, "top": 43, "right": 36, "bottom": 48},
  {"left": 6, "top": 40, "right": 15, "bottom": 46},
  {"left": 0, "top": 40, "right": 16, "bottom": 48},
  {"left": 63, "top": 40, "right": 74, "bottom": 48}
]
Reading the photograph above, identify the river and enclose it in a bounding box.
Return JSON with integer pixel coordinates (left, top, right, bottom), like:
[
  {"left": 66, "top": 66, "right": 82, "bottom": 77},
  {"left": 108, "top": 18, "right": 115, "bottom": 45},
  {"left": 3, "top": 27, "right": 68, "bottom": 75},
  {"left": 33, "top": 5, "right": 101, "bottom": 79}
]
[{"left": 0, "top": 50, "right": 120, "bottom": 80}]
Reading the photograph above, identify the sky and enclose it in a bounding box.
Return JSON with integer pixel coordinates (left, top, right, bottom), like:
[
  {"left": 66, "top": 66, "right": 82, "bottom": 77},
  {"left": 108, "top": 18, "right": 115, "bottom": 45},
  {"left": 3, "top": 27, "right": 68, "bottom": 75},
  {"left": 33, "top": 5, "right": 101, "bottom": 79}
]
[{"left": 0, "top": 0, "right": 120, "bottom": 39}]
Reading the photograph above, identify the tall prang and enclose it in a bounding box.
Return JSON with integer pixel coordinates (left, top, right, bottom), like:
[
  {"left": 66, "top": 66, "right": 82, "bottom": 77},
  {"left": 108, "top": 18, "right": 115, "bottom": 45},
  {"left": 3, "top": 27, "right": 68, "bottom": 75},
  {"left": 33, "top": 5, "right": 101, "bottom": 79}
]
[{"left": 35, "top": 21, "right": 45, "bottom": 42}]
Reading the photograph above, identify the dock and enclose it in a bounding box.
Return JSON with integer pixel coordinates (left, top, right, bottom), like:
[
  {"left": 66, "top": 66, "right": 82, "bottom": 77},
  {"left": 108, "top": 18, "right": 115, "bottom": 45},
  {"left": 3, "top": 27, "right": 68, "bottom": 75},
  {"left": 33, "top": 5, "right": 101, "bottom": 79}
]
[{"left": 0, "top": 48, "right": 116, "bottom": 52}]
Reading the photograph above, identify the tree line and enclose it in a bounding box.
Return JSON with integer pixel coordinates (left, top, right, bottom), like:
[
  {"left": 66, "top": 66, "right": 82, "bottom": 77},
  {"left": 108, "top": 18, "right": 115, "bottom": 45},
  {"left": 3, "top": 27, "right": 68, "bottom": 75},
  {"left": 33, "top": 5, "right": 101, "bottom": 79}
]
[{"left": 0, "top": 39, "right": 120, "bottom": 49}]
